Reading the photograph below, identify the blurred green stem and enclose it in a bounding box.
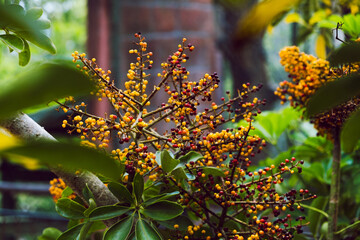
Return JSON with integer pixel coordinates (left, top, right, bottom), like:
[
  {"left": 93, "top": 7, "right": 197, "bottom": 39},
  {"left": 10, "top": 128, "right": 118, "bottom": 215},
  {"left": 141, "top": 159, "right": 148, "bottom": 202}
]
[{"left": 329, "top": 127, "right": 341, "bottom": 240}]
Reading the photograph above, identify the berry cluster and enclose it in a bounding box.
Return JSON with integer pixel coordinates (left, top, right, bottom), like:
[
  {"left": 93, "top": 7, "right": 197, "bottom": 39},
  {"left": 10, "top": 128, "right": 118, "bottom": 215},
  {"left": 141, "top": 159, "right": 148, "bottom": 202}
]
[
  {"left": 275, "top": 46, "right": 360, "bottom": 139},
  {"left": 55, "top": 35, "right": 314, "bottom": 239}
]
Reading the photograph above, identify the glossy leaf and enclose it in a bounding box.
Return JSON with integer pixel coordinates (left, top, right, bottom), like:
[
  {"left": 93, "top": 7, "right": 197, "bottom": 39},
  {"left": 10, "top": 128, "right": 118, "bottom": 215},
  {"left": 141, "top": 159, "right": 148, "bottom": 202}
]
[
  {"left": 202, "top": 167, "right": 225, "bottom": 177},
  {"left": 103, "top": 215, "right": 134, "bottom": 240},
  {"left": 0, "top": 34, "right": 24, "bottom": 52},
  {"left": 141, "top": 200, "right": 183, "bottom": 221},
  {"left": 306, "top": 73, "right": 360, "bottom": 116},
  {"left": 143, "top": 191, "right": 179, "bottom": 206},
  {"left": 61, "top": 187, "right": 73, "bottom": 198},
  {"left": 3, "top": 141, "right": 124, "bottom": 181},
  {"left": 135, "top": 219, "right": 162, "bottom": 240},
  {"left": 55, "top": 198, "right": 86, "bottom": 219},
  {"left": 18, "top": 39, "right": 30, "bottom": 66},
  {"left": 89, "top": 205, "right": 130, "bottom": 221},
  {"left": 56, "top": 223, "right": 84, "bottom": 240},
  {"left": 342, "top": 108, "right": 360, "bottom": 153},
  {"left": 157, "top": 150, "right": 179, "bottom": 173},
  {"left": 328, "top": 42, "right": 360, "bottom": 67},
  {"left": 0, "top": 62, "right": 94, "bottom": 117},
  {"left": 178, "top": 151, "right": 203, "bottom": 167},
  {"left": 133, "top": 173, "right": 144, "bottom": 203},
  {"left": 26, "top": 7, "right": 43, "bottom": 20},
  {"left": 108, "top": 182, "right": 134, "bottom": 204},
  {"left": 38, "top": 227, "right": 62, "bottom": 240}
]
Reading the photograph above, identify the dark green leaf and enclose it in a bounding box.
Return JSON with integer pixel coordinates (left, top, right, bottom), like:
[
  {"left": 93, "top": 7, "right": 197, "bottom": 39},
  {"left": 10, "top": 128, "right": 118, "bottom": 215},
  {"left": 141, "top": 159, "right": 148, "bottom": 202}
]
[
  {"left": 38, "top": 227, "right": 62, "bottom": 240},
  {"left": 157, "top": 150, "right": 179, "bottom": 173},
  {"left": 16, "top": 31, "right": 56, "bottom": 54},
  {"left": 133, "top": 173, "right": 144, "bottom": 203},
  {"left": 0, "top": 34, "right": 24, "bottom": 51},
  {"left": 89, "top": 205, "right": 130, "bottom": 221},
  {"left": 55, "top": 198, "right": 86, "bottom": 219},
  {"left": 127, "top": 232, "right": 136, "bottom": 240},
  {"left": 4, "top": 141, "right": 124, "bottom": 181},
  {"left": 0, "top": 62, "right": 94, "bottom": 117},
  {"left": 328, "top": 42, "right": 360, "bottom": 67},
  {"left": 202, "top": 167, "right": 225, "bottom": 177},
  {"left": 103, "top": 215, "right": 134, "bottom": 240},
  {"left": 56, "top": 223, "right": 84, "bottom": 240},
  {"left": 83, "top": 198, "right": 96, "bottom": 218},
  {"left": 157, "top": 215, "right": 193, "bottom": 231},
  {"left": 171, "top": 167, "right": 187, "bottom": 180},
  {"left": 178, "top": 151, "right": 203, "bottom": 166},
  {"left": 26, "top": 7, "right": 43, "bottom": 20},
  {"left": 108, "top": 182, "right": 134, "bottom": 204},
  {"left": 136, "top": 219, "right": 162, "bottom": 240},
  {"left": 18, "top": 39, "right": 30, "bottom": 66},
  {"left": 82, "top": 184, "right": 95, "bottom": 203},
  {"left": 143, "top": 191, "right": 179, "bottom": 206},
  {"left": 305, "top": 196, "right": 328, "bottom": 236},
  {"left": 141, "top": 200, "right": 183, "bottom": 221},
  {"left": 306, "top": 73, "right": 360, "bottom": 116},
  {"left": 79, "top": 222, "right": 93, "bottom": 240},
  {"left": 342, "top": 108, "right": 360, "bottom": 153}
]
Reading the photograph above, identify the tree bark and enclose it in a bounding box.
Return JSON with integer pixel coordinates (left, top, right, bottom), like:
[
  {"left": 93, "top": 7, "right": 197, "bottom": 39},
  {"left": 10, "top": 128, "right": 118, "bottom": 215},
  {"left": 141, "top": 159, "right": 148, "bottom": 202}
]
[{"left": 0, "top": 113, "right": 119, "bottom": 226}]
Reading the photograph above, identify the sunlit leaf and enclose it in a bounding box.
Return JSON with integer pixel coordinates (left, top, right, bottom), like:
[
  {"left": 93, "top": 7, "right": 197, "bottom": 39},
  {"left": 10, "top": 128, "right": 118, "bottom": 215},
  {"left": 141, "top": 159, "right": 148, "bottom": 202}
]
[
  {"left": 18, "top": 39, "right": 30, "bottom": 66},
  {"left": 136, "top": 219, "right": 162, "bottom": 240},
  {"left": 309, "top": 10, "right": 326, "bottom": 25},
  {"left": 342, "top": 108, "right": 360, "bottom": 153},
  {"left": 26, "top": 7, "right": 43, "bottom": 20},
  {"left": 315, "top": 34, "right": 326, "bottom": 59},
  {"left": 0, "top": 62, "right": 94, "bottom": 117},
  {"left": 103, "top": 215, "right": 134, "bottom": 240},
  {"left": 306, "top": 73, "right": 360, "bottom": 116},
  {"left": 0, "top": 34, "right": 24, "bottom": 52},
  {"left": 236, "top": 0, "right": 299, "bottom": 39},
  {"left": 3, "top": 141, "right": 124, "bottom": 181},
  {"left": 285, "top": 12, "right": 306, "bottom": 25},
  {"left": 16, "top": 31, "right": 56, "bottom": 54},
  {"left": 342, "top": 14, "right": 360, "bottom": 39}
]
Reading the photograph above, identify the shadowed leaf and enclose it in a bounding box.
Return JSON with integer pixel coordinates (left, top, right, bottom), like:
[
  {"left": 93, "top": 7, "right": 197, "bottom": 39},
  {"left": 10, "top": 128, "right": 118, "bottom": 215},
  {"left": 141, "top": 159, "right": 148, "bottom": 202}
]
[
  {"left": 103, "top": 215, "right": 134, "bottom": 240},
  {"left": 141, "top": 200, "right": 183, "bottom": 221},
  {"left": 328, "top": 42, "right": 360, "bottom": 67},
  {"left": 136, "top": 219, "right": 162, "bottom": 240},
  {"left": 342, "top": 108, "right": 360, "bottom": 153}
]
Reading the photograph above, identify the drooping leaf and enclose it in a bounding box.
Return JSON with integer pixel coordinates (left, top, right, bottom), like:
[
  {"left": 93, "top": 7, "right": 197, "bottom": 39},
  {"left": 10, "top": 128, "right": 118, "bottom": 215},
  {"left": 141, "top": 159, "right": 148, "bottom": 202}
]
[
  {"left": 342, "top": 108, "right": 360, "bottom": 153},
  {"left": 18, "top": 39, "right": 30, "bottom": 66},
  {"left": 135, "top": 219, "right": 162, "bottom": 240},
  {"left": 56, "top": 223, "right": 84, "bottom": 240},
  {"left": 306, "top": 73, "right": 360, "bottom": 116},
  {"left": 202, "top": 167, "right": 225, "bottom": 177},
  {"left": 328, "top": 42, "right": 360, "bottom": 67},
  {"left": 178, "top": 151, "right": 203, "bottom": 167},
  {"left": 3, "top": 141, "right": 124, "bottom": 181},
  {"left": 16, "top": 31, "right": 56, "bottom": 54},
  {"left": 103, "top": 215, "right": 134, "bottom": 240},
  {"left": 38, "top": 227, "right": 62, "bottom": 240},
  {"left": 141, "top": 200, "right": 183, "bottom": 221},
  {"left": 26, "top": 7, "right": 43, "bottom": 20},
  {"left": 156, "top": 150, "right": 179, "bottom": 173},
  {"left": 108, "top": 182, "right": 134, "bottom": 204},
  {"left": 55, "top": 198, "right": 86, "bottom": 219},
  {"left": 89, "top": 205, "right": 130, "bottom": 221},
  {"left": 0, "top": 34, "right": 24, "bottom": 52},
  {"left": 133, "top": 172, "right": 144, "bottom": 203},
  {"left": 315, "top": 34, "right": 326, "bottom": 59},
  {"left": 0, "top": 62, "right": 94, "bottom": 117}
]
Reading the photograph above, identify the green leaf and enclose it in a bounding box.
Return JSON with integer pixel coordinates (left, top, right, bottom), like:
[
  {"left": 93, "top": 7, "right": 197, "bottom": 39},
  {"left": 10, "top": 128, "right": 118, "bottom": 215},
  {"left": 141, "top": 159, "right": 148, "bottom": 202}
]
[
  {"left": 79, "top": 222, "right": 93, "bottom": 240},
  {"left": 306, "top": 73, "right": 360, "bottom": 116},
  {"left": 336, "top": 220, "right": 360, "bottom": 234},
  {"left": 56, "top": 223, "right": 84, "bottom": 240},
  {"left": 171, "top": 167, "right": 187, "bottom": 180},
  {"left": 38, "top": 227, "right": 62, "bottom": 240},
  {"left": 0, "top": 62, "right": 94, "bottom": 117},
  {"left": 143, "top": 191, "right": 179, "bottom": 206},
  {"left": 135, "top": 219, "right": 162, "bottom": 240},
  {"left": 0, "top": 34, "right": 24, "bottom": 52},
  {"left": 61, "top": 187, "right": 73, "bottom": 198},
  {"left": 16, "top": 31, "right": 56, "bottom": 54},
  {"left": 342, "top": 108, "right": 360, "bottom": 153},
  {"left": 82, "top": 184, "right": 95, "bottom": 203},
  {"left": 303, "top": 196, "right": 328, "bottom": 236},
  {"left": 328, "top": 42, "right": 360, "bottom": 67},
  {"left": 178, "top": 151, "right": 203, "bottom": 166},
  {"left": 133, "top": 173, "right": 144, "bottom": 203},
  {"left": 103, "top": 215, "right": 134, "bottom": 240},
  {"left": 83, "top": 198, "right": 96, "bottom": 218},
  {"left": 141, "top": 200, "right": 183, "bottom": 221},
  {"left": 26, "top": 7, "right": 43, "bottom": 20},
  {"left": 157, "top": 215, "right": 193, "bottom": 231},
  {"left": 18, "top": 39, "right": 30, "bottom": 66},
  {"left": 89, "top": 205, "right": 130, "bottom": 221},
  {"left": 3, "top": 141, "right": 124, "bottom": 181},
  {"left": 108, "top": 182, "right": 134, "bottom": 204},
  {"left": 157, "top": 150, "right": 179, "bottom": 173},
  {"left": 202, "top": 167, "right": 225, "bottom": 177},
  {"left": 34, "top": 19, "right": 51, "bottom": 29},
  {"left": 55, "top": 198, "right": 86, "bottom": 219},
  {"left": 342, "top": 14, "right": 360, "bottom": 38}
]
